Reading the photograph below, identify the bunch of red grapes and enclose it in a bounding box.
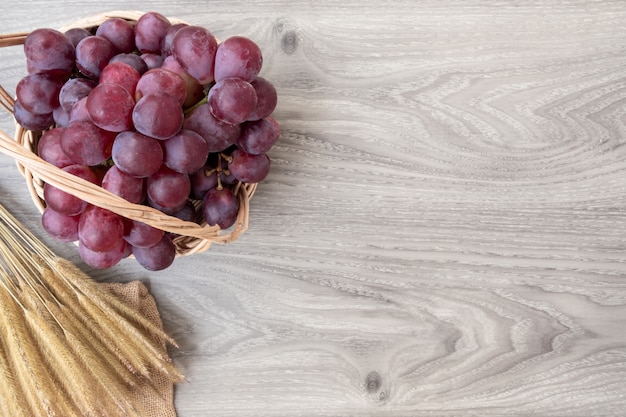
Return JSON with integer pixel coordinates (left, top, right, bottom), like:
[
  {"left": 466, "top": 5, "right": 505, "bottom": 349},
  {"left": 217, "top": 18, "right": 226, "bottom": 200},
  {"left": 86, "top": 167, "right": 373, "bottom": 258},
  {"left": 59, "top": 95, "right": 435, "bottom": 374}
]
[{"left": 15, "top": 12, "right": 279, "bottom": 271}]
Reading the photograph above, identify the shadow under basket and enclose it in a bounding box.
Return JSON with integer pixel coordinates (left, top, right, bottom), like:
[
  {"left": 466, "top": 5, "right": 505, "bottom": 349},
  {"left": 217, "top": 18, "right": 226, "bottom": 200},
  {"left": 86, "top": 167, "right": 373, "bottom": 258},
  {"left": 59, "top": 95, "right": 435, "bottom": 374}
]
[{"left": 0, "top": 10, "right": 258, "bottom": 256}]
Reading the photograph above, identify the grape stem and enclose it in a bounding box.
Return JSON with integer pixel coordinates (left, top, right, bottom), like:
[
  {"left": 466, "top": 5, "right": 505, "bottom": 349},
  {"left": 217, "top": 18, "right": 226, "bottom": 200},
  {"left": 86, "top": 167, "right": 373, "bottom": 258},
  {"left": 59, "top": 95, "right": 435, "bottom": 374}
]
[
  {"left": 217, "top": 152, "right": 231, "bottom": 191},
  {"left": 183, "top": 96, "right": 208, "bottom": 116}
]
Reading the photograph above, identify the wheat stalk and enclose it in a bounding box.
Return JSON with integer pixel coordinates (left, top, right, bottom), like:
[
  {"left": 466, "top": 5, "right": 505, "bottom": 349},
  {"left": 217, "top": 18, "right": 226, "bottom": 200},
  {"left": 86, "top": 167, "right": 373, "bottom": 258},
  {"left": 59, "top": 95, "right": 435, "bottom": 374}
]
[
  {"left": 0, "top": 203, "right": 183, "bottom": 416},
  {"left": 0, "top": 331, "right": 30, "bottom": 417}
]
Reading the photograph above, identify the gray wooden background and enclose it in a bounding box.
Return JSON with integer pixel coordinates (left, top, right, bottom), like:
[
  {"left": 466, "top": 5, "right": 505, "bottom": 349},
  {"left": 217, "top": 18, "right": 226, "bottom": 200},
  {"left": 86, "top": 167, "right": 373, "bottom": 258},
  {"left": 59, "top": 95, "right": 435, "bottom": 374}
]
[{"left": 0, "top": 1, "right": 625, "bottom": 416}]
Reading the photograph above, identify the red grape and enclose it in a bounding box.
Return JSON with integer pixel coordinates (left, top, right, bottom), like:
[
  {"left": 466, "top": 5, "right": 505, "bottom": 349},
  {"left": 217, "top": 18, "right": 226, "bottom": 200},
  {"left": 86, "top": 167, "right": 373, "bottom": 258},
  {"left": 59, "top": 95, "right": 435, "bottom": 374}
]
[
  {"left": 95, "top": 17, "right": 135, "bottom": 53},
  {"left": 228, "top": 149, "right": 271, "bottom": 183},
  {"left": 102, "top": 165, "right": 145, "bottom": 203},
  {"left": 248, "top": 76, "right": 278, "bottom": 121},
  {"left": 59, "top": 78, "right": 96, "bottom": 112},
  {"left": 16, "top": 73, "right": 63, "bottom": 115},
  {"left": 183, "top": 103, "right": 241, "bottom": 152},
  {"left": 134, "top": 12, "right": 171, "bottom": 54},
  {"left": 43, "top": 164, "right": 99, "bottom": 216},
  {"left": 214, "top": 36, "right": 263, "bottom": 82},
  {"left": 202, "top": 187, "right": 239, "bottom": 229},
  {"left": 53, "top": 106, "right": 70, "bottom": 128},
  {"left": 64, "top": 28, "right": 90, "bottom": 48},
  {"left": 68, "top": 97, "right": 90, "bottom": 124},
  {"left": 110, "top": 53, "right": 149, "bottom": 75},
  {"left": 172, "top": 25, "right": 218, "bottom": 84},
  {"left": 135, "top": 68, "right": 187, "bottom": 105},
  {"left": 41, "top": 208, "right": 80, "bottom": 243},
  {"left": 124, "top": 219, "right": 164, "bottom": 248},
  {"left": 132, "top": 235, "right": 176, "bottom": 271},
  {"left": 133, "top": 92, "right": 184, "bottom": 140},
  {"left": 141, "top": 53, "right": 164, "bottom": 70},
  {"left": 86, "top": 83, "right": 135, "bottom": 132},
  {"left": 75, "top": 36, "right": 117, "bottom": 79},
  {"left": 161, "top": 23, "right": 188, "bottom": 57},
  {"left": 79, "top": 238, "right": 128, "bottom": 269},
  {"left": 38, "top": 128, "right": 73, "bottom": 168},
  {"left": 146, "top": 165, "right": 191, "bottom": 210},
  {"left": 112, "top": 131, "right": 164, "bottom": 178},
  {"left": 60, "top": 120, "right": 116, "bottom": 166},
  {"left": 78, "top": 205, "right": 125, "bottom": 252},
  {"left": 191, "top": 165, "right": 219, "bottom": 200},
  {"left": 162, "top": 129, "right": 209, "bottom": 174},
  {"left": 13, "top": 99, "right": 53, "bottom": 131},
  {"left": 237, "top": 116, "right": 280, "bottom": 155},
  {"left": 208, "top": 77, "right": 257, "bottom": 125},
  {"left": 170, "top": 200, "right": 197, "bottom": 223},
  {"left": 24, "top": 28, "right": 75, "bottom": 76},
  {"left": 99, "top": 61, "right": 141, "bottom": 95},
  {"left": 160, "top": 55, "right": 204, "bottom": 107}
]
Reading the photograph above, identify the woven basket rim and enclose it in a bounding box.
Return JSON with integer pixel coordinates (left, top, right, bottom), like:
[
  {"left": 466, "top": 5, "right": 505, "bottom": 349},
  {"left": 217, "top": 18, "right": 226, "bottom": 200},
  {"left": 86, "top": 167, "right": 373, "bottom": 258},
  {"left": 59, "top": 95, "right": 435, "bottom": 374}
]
[{"left": 0, "top": 11, "right": 258, "bottom": 256}]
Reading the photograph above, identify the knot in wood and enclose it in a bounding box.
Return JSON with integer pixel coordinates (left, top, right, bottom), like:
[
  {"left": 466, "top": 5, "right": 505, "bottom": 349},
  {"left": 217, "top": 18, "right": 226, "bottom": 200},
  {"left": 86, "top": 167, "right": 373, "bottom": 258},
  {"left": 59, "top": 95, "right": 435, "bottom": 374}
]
[
  {"left": 280, "top": 30, "right": 298, "bottom": 54},
  {"left": 365, "top": 371, "right": 381, "bottom": 393}
]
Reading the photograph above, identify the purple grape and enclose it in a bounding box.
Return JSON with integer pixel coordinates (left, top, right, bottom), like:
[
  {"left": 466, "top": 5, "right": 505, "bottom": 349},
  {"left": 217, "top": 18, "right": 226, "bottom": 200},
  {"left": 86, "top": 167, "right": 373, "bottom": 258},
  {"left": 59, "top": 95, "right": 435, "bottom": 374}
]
[
  {"left": 111, "top": 131, "right": 164, "bottom": 178},
  {"left": 132, "top": 235, "right": 176, "bottom": 271},
  {"left": 170, "top": 200, "right": 197, "bottom": 223},
  {"left": 202, "top": 187, "right": 239, "bottom": 229},
  {"left": 79, "top": 238, "right": 128, "bottom": 269},
  {"left": 86, "top": 83, "right": 135, "bottom": 132},
  {"left": 135, "top": 68, "right": 187, "bottom": 105},
  {"left": 60, "top": 120, "right": 116, "bottom": 166},
  {"left": 161, "top": 55, "right": 204, "bottom": 108},
  {"left": 124, "top": 219, "right": 164, "bottom": 248},
  {"left": 134, "top": 12, "right": 171, "bottom": 54},
  {"left": 78, "top": 205, "right": 125, "bottom": 252},
  {"left": 24, "top": 28, "right": 75, "bottom": 76},
  {"left": 171, "top": 25, "right": 218, "bottom": 84},
  {"left": 110, "top": 53, "right": 149, "bottom": 75},
  {"left": 95, "top": 17, "right": 135, "bottom": 53},
  {"left": 146, "top": 165, "right": 191, "bottom": 210},
  {"left": 38, "top": 127, "right": 73, "bottom": 168},
  {"left": 183, "top": 103, "right": 240, "bottom": 152},
  {"left": 132, "top": 92, "right": 184, "bottom": 140},
  {"left": 102, "top": 165, "right": 145, "bottom": 203},
  {"left": 68, "top": 97, "right": 90, "bottom": 124},
  {"left": 99, "top": 61, "right": 141, "bottom": 95},
  {"left": 64, "top": 28, "right": 91, "bottom": 48},
  {"left": 59, "top": 78, "right": 96, "bottom": 112},
  {"left": 162, "top": 129, "right": 209, "bottom": 174},
  {"left": 214, "top": 36, "right": 263, "bottom": 82},
  {"left": 41, "top": 208, "right": 80, "bottom": 242},
  {"left": 141, "top": 53, "right": 164, "bottom": 70},
  {"left": 237, "top": 116, "right": 280, "bottom": 155},
  {"left": 13, "top": 99, "right": 53, "bottom": 131},
  {"left": 228, "top": 149, "right": 271, "bottom": 183},
  {"left": 208, "top": 77, "right": 258, "bottom": 125},
  {"left": 147, "top": 195, "right": 187, "bottom": 215},
  {"left": 190, "top": 165, "right": 219, "bottom": 200},
  {"left": 53, "top": 106, "right": 70, "bottom": 128},
  {"left": 16, "top": 73, "right": 64, "bottom": 115},
  {"left": 161, "top": 23, "right": 188, "bottom": 57},
  {"left": 248, "top": 76, "right": 278, "bottom": 121},
  {"left": 43, "top": 164, "right": 99, "bottom": 216},
  {"left": 75, "top": 35, "right": 117, "bottom": 79}
]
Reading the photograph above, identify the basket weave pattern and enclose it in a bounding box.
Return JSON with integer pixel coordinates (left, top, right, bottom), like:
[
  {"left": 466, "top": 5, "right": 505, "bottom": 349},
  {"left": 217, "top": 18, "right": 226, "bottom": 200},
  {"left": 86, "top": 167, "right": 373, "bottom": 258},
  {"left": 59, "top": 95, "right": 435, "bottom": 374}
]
[{"left": 0, "top": 11, "right": 258, "bottom": 256}]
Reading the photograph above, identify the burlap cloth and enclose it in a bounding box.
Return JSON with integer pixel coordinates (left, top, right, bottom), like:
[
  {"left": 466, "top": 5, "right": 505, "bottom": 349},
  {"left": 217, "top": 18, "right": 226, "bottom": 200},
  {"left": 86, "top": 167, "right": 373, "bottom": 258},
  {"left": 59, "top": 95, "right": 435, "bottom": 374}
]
[{"left": 103, "top": 280, "right": 178, "bottom": 417}]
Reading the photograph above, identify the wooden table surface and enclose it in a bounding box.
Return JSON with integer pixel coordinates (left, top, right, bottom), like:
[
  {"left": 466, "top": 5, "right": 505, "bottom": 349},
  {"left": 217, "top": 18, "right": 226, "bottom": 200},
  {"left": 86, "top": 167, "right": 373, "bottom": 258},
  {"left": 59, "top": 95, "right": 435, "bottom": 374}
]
[{"left": 1, "top": 1, "right": 625, "bottom": 416}]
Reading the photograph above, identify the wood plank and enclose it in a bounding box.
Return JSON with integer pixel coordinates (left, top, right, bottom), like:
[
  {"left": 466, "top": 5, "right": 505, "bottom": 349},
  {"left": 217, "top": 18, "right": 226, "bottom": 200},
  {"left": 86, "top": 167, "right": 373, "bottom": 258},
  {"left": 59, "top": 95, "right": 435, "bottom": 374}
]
[{"left": 0, "top": 1, "right": 625, "bottom": 416}]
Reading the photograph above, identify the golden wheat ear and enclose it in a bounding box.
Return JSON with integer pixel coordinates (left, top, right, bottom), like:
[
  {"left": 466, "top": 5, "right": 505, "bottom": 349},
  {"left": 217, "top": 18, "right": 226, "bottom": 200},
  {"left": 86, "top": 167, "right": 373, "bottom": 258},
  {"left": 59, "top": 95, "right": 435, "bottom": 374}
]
[{"left": 0, "top": 202, "right": 184, "bottom": 416}]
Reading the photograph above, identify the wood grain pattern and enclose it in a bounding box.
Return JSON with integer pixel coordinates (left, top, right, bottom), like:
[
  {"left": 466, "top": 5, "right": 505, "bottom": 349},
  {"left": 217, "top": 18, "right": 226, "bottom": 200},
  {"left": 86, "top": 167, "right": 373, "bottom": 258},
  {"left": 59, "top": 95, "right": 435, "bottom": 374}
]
[{"left": 1, "top": 1, "right": 626, "bottom": 416}]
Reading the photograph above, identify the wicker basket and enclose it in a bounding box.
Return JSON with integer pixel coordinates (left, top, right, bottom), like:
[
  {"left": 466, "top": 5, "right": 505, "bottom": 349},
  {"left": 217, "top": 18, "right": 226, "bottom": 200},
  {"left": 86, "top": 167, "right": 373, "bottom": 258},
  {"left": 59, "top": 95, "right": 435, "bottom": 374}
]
[{"left": 0, "top": 11, "right": 258, "bottom": 256}]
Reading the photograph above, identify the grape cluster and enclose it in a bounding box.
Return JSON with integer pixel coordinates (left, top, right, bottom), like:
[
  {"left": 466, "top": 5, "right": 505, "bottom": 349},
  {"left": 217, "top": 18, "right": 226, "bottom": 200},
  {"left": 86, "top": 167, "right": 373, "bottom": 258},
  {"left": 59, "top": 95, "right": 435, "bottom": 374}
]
[{"left": 17, "top": 12, "right": 280, "bottom": 271}]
